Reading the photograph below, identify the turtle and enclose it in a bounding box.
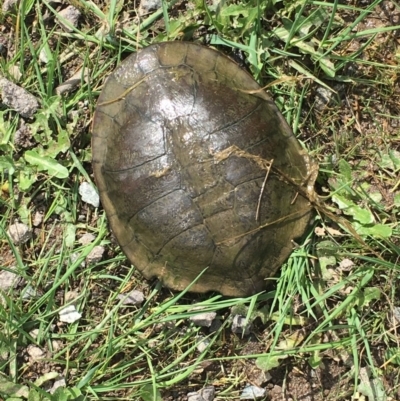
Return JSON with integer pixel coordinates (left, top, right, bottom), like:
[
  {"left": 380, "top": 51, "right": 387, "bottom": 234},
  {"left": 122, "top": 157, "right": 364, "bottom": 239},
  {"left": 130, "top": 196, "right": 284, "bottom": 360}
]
[{"left": 92, "top": 41, "right": 317, "bottom": 296}]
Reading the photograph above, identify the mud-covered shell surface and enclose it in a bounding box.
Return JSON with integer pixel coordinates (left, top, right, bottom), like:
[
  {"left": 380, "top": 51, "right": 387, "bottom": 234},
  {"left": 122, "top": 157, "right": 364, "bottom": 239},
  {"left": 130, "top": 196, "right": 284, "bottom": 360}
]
[{"left": 92, "top": 42, "right": 316, "bottom": 296}]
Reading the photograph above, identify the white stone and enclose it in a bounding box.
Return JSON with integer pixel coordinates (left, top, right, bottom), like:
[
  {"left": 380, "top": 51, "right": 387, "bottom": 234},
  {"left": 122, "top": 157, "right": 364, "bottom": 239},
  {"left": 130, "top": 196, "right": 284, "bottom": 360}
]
[
  {"left": 59, "top": 305, "right": 82, "bottom": 323},
  {"left": 79, "top": 182, "right": 99, "bottom": 207}
]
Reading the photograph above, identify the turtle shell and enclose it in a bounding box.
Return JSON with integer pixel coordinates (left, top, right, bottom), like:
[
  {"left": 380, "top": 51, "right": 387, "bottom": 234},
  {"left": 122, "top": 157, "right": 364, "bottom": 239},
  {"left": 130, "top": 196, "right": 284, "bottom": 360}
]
[{"left": 92, "top": 41, "right": 316, "bottom": 296}]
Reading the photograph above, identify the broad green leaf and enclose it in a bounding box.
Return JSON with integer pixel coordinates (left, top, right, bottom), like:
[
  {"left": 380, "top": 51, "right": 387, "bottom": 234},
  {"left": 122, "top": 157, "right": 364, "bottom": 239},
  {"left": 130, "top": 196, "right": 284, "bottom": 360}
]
[
  {"left": 19, "top": 0, "right": 35, "bottom": 14},
  {"left": 28, "top": 389, "right": 41, "bottom": 401},
  {"left": 338, "top": 159, "right": 352, "bottom": 182},
  {"left": 361, "top": 287, "right": 381, "bottom": 305},
  {"left": 140, "top": 384, "right": 162, "bottom": 401},
  {"left": 256, "top": 354, "right": 284, "bottom": 371},
  {"left": 18, "top": 169, "right": 37, "bottom": 192},
  {"left": 394, "top": 193, "right": 400, "bottom": 207},
  {"left": 31, "top": 113, "right": 53, "bottom": 143},
  {"left": 368, "top": 192, "right": 382, "bottom": 203},
  {"left": 220, "top": 4, "right": 252, "bottom": 17},
  {"left": 331, "top": 194, "right": 351, "bottom": 210},
  {"left": 379, "top": 150, "right": 400, "bottom": 171},
  {"left": 17, "top": 204, "right": 30, "bottom": 225},
  {"left": 352, "top": 223, "right": 392, "bottom": 238},
  {"left": 379, "top": 154, "right": 394, "bottom": 170},
  {"left": 65, "top": 223, "right": 77, "bottom": 248},
  {"left": 390, "top": 149, "right": 400, "bottom": 170},
  {"left": 319, "top": 256, "right": 336, "bottom": 279},
  {"left": 34, "top": 372, "right": 59, "bottom": 387},
  {"left": 358, "top": 372, "right": 386, "bottom": 401},
  {"left": 349, "top": 206, "right": 374, "bottom": 225},
  {"left": 45, "top": 129, "right": 70, "bottom": 158},
  {"left": 0, "top": 375, "right": 29, "bottom": 398},
  {"left": 52, "top": 386, "right": 83, "bottom": 401},
  {"left": 0, "top": 156, "right": 15, "bottom": 175},
  {"left": 349, "top": 287, "right": 381, "bottom": 311},
  {"left": 316, "top": 240, "right": 338, "bottom": 256},
  {"left": 277, "top": 331, "right": 305, "bottom": 349},
  {"left": 332, "top": 194, "right": 374, "bottom": 224},
  {"left": 52, "top": 194, "right": 68, "bottom": 216},
  {"left": 57, "top": 129, "right": 70, "bottom": 153},
  {"left": 24, "top": 150, "right": 68, "bottom": 179}
]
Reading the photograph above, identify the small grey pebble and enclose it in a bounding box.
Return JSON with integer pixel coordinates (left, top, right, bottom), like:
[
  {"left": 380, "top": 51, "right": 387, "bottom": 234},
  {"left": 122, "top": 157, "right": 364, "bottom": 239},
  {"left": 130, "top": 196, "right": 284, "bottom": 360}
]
[
  {"left": 187, "top": 394, "right": 203, "bottom": 401},
  {"left": 69, "top": 252, "right": 86, "bottom": 268},
  {"left": 252, "top": 370, "right": 272, "bottom": 387},
  {"left": 79, "top": 182, "right": 99, "bottom": 207},
  {"left": 14, "top": 124, "right": 34, "bottom": 148},
  {"left": 39, "top": 48, "right": 49, "bottom": 64},
  {"left": 240, "top": 384, "right": 266, "bottom": 399},
  {"left": 78, "top": 233, "right": 96, "bottom": 245},
  {"left": 139, "top": 0, "right": 161, "bottom": 13},
  {"left": 199, "top": 386, "right": 215, "bottom": 401},
  {"left": 231, "top": 315, "right": 251, "bottom": 335},
  {"left": 393, "top": 306, "right": 400, "bottom": 323},
  {"left": 2, "top": 0, "right": 19, "bottom": 13},
  {"left": 7, "top": 222, "right": 32, "bottom": 245},
  {"left": 65, "top": 290, "right": 79, "bottom": 303},
  {"left": 209, "top": 318, "right": 222, "bottom": 333},
  {"left": 314, "top": 87, "right": 334, "bottom": 112},
  {"left": 32, "top": 212, "right": 43, "bottom": 227},
  {"left": 187, "top": 386, "right": 215, "bottom": 401},
  {"left": 8, "top": 65, "right": 22, "bottom": 81},
  {"left": 196, "top": 337, "right": 210, "bottom": 353},
  {"left": 190, "top": 311, "right": 216, "bottom": 327},
  {"left": 49, "top": 375, "right": 66, "bottom": 394},
  {"left": 51, "top": 340, "right": 62, "bottom": 352},
  {"left": 29, "top": 329, "right": 40, "bottom": 339},
  {"left": 55, "top": 67, "right": 90, "bottom": 95},
  {"left": 57, "top": 5, "right": 81, "bottom": 32},
  {"left": 0, "top": 268, "right": 23, "bottom": 291},
  {"left": 0, "top": 78, "right": 39, "bottom": 118},
  {"left": 77, "top": 214, "right": 86, "bottom": 222},
  {"left": 86, "top": 246, "right": 104, "bottom": 264},
  {"left": 26, "top": 345, "right": 45, "bottom": 361},
  {"left": 117, "top": 290, "right": 145, "bottom": 306},
  {"left": 270, "top": 385, "right": 282, "bottom": 396},
  {"left": 21, "top": 285, "right": 39, "bottom": 300}
]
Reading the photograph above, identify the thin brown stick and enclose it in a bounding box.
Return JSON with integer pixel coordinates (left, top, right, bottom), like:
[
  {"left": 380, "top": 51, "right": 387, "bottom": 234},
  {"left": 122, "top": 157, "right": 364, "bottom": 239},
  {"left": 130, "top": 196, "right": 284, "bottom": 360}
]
[
  {"left": 256, "top": 159, "right": 274, "bottom": 221},
  {"left": 216, "top": 207, "right": 311, "bottom": 245},
  {"left": 98, "top": 76, "right": 148, "bottom": 107}
]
